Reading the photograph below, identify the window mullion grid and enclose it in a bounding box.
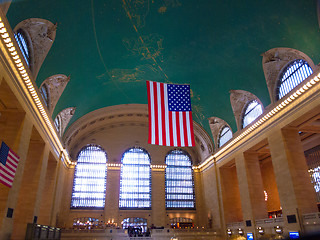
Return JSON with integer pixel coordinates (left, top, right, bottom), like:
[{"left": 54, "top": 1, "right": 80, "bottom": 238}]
[
  {"left": 165, "top": 152, "right": 195, "bottom": 209},
  {"left": 119, "top": 149, "right": 151, "bottom": 209},
  {"left": 71, "top": 146, "right": 107, "bottom": 208}
]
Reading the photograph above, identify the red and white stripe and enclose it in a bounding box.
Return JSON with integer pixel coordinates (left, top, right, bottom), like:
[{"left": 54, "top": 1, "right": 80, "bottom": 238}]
[
  {"left": 147, "top": 81, "right": 195, "bottom": 147},
  {"left": 0, "top": 150, "right": 19, "bottom": 188}
]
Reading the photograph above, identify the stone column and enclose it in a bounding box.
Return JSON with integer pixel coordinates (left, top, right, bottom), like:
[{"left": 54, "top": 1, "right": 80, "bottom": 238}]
[
  {"left": 151, "top": 168, "right": 166, "bottom": 227},
  {"left": 219, "top": 165, "right": 243, "bottom": 223},
  {"left": 105, "top": 166, "right": 121, "bottom": 225},
  {"left": 235, "top": 152, "right": 268, "bottom": 233},
  {"left": 11, "top": 128, "right": 46, "bottom": 240},
  {"left": 268, "top": 128, "right": 318, "bottom": 233},
  {"left": 0, "top": 114, "right": 32, "bottom": 240},
  {"left": 194, "top": 169, "right": 206, "bottom": 227},
  {"left": 51, "top": 160, "right": 68, "bottom": 227},
  {"left": 37, "top": 153, "right": 58, "bottom": 225},
  {"left": 202, "top": 164, "right": 222, "bottom": 230}
]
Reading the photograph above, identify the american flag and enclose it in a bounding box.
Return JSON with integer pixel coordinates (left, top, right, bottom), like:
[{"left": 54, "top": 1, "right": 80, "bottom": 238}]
[
  {"left": 0, "top": 142, "right": 20, "bottom": 188},
  {"left": 146, "top": 81, "right": 195, "bottom": 147}
]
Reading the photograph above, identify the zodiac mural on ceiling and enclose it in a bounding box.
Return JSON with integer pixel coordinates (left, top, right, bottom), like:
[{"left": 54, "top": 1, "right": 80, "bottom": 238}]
[
  {"left": 122, "top": 0, "right": 150, "bottom": 28},
  {"left": 122, "top": 33, "right": 164, "bottom": 62},
  {"left": 158, "top": 0, "right": 182, "bottom": 14},
  {"left": 101, "top": 64, "right": 163, "bottom": 84}
]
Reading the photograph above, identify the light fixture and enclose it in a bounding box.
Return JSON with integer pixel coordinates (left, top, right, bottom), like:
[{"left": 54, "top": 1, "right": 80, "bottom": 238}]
[
  {"left": 274, "top": 225, "right": 283, "bottom": 234},
  {"left": 257, "top": 226, "right": 264, "bottom": 235}
]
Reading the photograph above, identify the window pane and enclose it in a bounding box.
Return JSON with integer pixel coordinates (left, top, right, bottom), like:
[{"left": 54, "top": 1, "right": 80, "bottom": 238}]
[
  {"left": 242, "top": 100, "right": 263, "bottom": 128},
  {"left": 218, "top": 126, "right": 232, "bottom": 147},
  {"left": 40, "top": 85, "right": 49, "bottom": 107},
  {"left": 305, "top": 145, "right": 320, "bottom": 202},
  {"left": 278, "top": 59, "right": 313, "bottom": 100},
  {"left": 71, "top": 145, "right": 107, "bottom": 208},
  {"left": 14, "top": 30, "right": 30, "bottom": 66},
  {"left": 54, "top": 116, "right": 60, "bottom": 132},
  {"left": 122, "top": 217, "right": 148, "bottom": 232},
  {"left": 165, "top": 150, "right": 195, "bottom": 209},
  {"left": 119, "top": 148, "right": 151, "bottom": 208}
]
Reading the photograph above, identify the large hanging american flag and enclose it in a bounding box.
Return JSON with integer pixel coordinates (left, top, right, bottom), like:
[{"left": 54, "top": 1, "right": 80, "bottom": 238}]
[
  {"left": 0, "top": 142, "right": 20, "bottom": 188},
  {"left": 146, "top": 81, "right": 195, "bottom": 147}
]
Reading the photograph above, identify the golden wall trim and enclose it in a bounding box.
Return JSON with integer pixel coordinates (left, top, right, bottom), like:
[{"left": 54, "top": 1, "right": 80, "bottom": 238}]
[
  {"left": 198, "top": 71, "right": 320, "bottom": 171},
  {"left": 0, "top": 10, "right": 71, "bottom": 166}
]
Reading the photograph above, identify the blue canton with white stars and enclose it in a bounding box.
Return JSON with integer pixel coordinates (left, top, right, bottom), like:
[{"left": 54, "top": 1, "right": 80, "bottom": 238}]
[{"left": 167, "top": 84, "right": 191, "bottom": 111}]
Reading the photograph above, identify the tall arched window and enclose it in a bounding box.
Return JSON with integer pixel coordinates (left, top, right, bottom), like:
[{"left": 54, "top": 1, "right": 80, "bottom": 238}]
[
  {"left": 119, "top": 147, "right": 151, "bottom": 209},
  {"left": 40, "top": 84, "right": 49, "bottom": 107},
  {"left": 277, "top": 59, "right": 313, "bottom": 100},
  {"left": 71, "top": 145, "right": 107, "bottom": 208},
  {"left": 14, "top": 29, "right": 30, "bottom": 66},
  {"left": 242, "top": 100, "right": 263, "bottom": 129},
  {"left": 218, "top": 126, "right": 232, "bottom": 148},
  {"left": 165, "top": 149, "right": 195, "bottom": 209},
  {"left": 54, "top": 115, "right": 61, "bottom": 134}
]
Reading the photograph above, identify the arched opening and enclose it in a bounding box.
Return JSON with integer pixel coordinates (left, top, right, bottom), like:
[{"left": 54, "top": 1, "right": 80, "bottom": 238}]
[
  {"left": 165, "top": 149, "right": 195, "bottom": 209},
  {"left": 119, "top": 147, "right": 151, "bottom": 209},
  {"left": 71, "top": 145, "right": 107, "bottom": 208},
  {"left": 242, "top": 100, "right": 263, "bottom": 129}
]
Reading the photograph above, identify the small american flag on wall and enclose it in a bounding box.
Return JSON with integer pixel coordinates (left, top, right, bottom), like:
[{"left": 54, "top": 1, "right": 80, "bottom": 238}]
[
  {"left": 146, "top": 81, "right": 195, "bottom": 147},
  {"left": 0, "top": 142, "right": 20, "bottom": 188}
]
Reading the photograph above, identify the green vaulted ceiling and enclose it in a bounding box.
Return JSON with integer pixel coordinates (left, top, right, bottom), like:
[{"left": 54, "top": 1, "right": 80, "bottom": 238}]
[{"left": 7, "top": 0, "right": 320, "bottom": 137}]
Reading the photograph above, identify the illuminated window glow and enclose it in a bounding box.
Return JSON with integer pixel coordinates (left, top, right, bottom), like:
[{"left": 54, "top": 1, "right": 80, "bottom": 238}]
[
  {"left": 277, "top": 59, "right": 313, "bottom": 100},
  {"left": 310, "top": 167, "right": 320, "bottom": 193},
  {"left": 218, "top": 126, "right": 232, "bottom": 148},
  {"left": 122, "top": 218, "right": 147, "bottom": 232},
  {"left": 170, "top": 218, "right": 193, "bottom": 229},
  {"left": 305, "top": 145, "right": 320, "bottom": 202},
  {"left": 264, "top": 190, "right": 268, "bottom": 201},
  {"left": 119, "top": 148, "right": 151, "bottom": 209},
  {"left": 14, "top": 29, "right": 30, "bottom": 66},
  {"left": 242, "top": 100, "right": 263, "bottom": 128},
  {"left": 71, "top": 145, "right": 107, "bottom": 208},
  {"left": 165, "top": 150, "right": 195, "bottom": 209}
]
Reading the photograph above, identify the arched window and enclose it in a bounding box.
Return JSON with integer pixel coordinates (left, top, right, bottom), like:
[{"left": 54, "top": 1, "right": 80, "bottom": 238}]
[
  {"left": 54, "top": 115, "right": 61, "bottom": 133},
  {"left": 71, "top": 145, "right": 107, "bottom": 208},
  {"left": 40, "top": 84, "right": 49, "bottom": 107},
  {"left": 218, "top": 126, "right": 232, "bottom": 148},
  {"left": 165, "top": 149, "right": 195, "bottom": 209},
  {"left": 119, "top": 147, "right": 151, "bottom": 209},
  {"left": 277, "top": 59, "right": 313, "bottom": 100},
  {"left": 14, "top": 29, "right": 30, "bottom": 66},
  {"left": 242, "top": 100, "right": 263, "bottom": 129}
]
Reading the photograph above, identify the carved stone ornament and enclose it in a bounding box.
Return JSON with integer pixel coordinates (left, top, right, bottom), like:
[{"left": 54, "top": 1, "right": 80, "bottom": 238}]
[
  {"left": 230, "top": 90, "right": 264, "bottom": 131},
  {"left": 14, "top": 18, "right": 57, "bottom": 80},
  {"left": 40, "top": 74, "right": 70, "bottom": 115},
  {"left": 261, "top": 48, "right": 316, "bottom": 104},
  {"left": 55, "top": 107, "right": 76, "bottom": 137},
  {"left": 208, "top": 117, "right": 232, "bottom": 149}
]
